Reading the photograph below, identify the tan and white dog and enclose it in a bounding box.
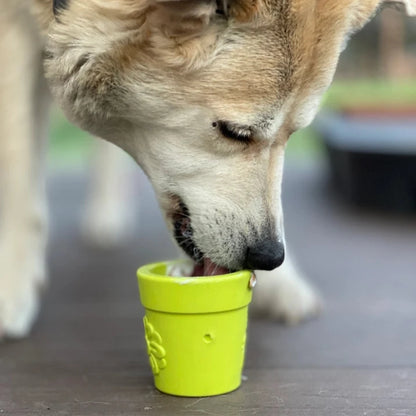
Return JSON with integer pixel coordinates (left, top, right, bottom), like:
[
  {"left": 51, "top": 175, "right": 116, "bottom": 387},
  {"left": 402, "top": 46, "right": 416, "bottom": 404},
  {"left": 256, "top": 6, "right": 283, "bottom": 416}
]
[{"left": 0, "top": 0, "right": 414, "bottom": 339}]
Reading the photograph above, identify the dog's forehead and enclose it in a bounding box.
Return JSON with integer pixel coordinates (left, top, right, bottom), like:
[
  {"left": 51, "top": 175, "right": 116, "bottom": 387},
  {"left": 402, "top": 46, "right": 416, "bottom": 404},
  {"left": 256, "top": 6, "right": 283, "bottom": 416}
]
[
  {"left": 129, "top": 0, "right": 361, "bottom": 136},
  {"left": 186, "top": 0, "right": 357, "bottom": 134},
  {"left": 180, "top": 20, "right": 320, "bottom": 135},
  {"left": 191, "top": 27, "right": 295, "bottom": 116}
]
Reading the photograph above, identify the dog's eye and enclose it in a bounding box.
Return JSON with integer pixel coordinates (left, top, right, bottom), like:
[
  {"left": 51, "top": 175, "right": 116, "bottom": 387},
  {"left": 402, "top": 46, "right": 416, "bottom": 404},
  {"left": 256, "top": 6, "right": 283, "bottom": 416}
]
[{"left": 214, "top": 121, "right": 253, "bottom": 144}]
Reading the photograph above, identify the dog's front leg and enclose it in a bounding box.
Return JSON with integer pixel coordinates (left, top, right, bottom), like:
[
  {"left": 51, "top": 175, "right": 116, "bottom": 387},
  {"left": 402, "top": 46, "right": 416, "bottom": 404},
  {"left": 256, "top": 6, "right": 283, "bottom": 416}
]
[
  {"left": 81, "top": 139, "right": 132, "bottom": 248},
  {"left": 251, "top": 251, "right": 322, "bottom": 325},
  {"left": 0, "top": 13, "right": 49, "bottom": 339}
]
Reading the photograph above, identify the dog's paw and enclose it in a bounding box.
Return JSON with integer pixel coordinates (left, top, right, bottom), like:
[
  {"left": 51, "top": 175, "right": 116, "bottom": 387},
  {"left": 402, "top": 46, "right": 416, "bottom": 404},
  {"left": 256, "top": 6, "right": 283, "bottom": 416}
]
[
  {"left": 0, "top": 266, "right": 43, "bottom": 340},
  {"left": 0, "top": 248, "right": 45, "bottom": 340},
  {"left": 0, "top": 282, "right": 40, "bottom": 340},
  {"left": 251, "top": 263, "right": 322, "bottom": 325}
]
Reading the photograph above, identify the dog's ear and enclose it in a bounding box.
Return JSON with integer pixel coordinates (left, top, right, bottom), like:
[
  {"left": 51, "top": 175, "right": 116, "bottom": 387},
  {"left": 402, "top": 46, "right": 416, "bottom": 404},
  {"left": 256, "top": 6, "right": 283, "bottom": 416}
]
[
  {"left": 143, "top": 0, "right": 224, "bottom": 71},
  {"left": 224, "top": 0, "right": 265, "bottom": 22},
  {"left": 142, "top": 0, "right": 264, "bottom": 70},
  {"left": 350, "top": 0, "right": 414, "bottom": 32},
  {"left": 384, "top": 0, "right": 416, "bottom": 15},
  {"left": 150, "top": 0, "right": 263, "bottom": 30},
  {"left": 149, "top": 0, "right": 217, "bottom": 38}
]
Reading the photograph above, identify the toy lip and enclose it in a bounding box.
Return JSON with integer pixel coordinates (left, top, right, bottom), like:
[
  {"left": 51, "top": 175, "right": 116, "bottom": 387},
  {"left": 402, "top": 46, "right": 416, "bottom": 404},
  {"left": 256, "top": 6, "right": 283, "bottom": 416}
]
[{"left": 172, "top": 198, "right": 231, "bottom": 277}]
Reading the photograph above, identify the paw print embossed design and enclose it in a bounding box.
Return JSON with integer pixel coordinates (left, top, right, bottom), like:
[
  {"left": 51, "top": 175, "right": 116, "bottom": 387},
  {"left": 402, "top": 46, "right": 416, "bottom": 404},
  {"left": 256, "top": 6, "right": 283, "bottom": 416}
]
[{"left": 143, "top": 316, "right": 167, "bottom": 375}]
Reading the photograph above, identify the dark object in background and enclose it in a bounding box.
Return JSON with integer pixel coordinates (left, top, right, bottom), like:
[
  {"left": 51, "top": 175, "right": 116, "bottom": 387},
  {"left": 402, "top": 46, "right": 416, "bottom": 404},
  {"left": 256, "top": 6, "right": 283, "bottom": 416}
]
[{"left": 314, "top": 109, "right": 416, "bottom": 213}]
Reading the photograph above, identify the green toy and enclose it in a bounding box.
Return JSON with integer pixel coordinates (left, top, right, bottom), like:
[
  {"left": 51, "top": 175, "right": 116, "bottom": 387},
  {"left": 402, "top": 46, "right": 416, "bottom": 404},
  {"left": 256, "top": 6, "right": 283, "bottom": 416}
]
[{"left": 137, "top": 261, "right": 254, "bottom": 397}]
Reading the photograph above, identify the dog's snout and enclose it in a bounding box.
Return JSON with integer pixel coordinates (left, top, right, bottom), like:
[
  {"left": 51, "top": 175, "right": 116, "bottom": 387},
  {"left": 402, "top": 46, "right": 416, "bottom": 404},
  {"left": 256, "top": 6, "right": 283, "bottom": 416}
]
[{"left": 244, "top": 239, "right": 285, "bottom": 271}]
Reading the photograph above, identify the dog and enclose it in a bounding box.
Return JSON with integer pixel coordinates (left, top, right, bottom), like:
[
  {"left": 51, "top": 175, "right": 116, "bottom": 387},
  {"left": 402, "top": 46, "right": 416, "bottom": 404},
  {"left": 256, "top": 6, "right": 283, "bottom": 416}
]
[{"left": 0, "top": 0, "right": 414, "bottom": 339}]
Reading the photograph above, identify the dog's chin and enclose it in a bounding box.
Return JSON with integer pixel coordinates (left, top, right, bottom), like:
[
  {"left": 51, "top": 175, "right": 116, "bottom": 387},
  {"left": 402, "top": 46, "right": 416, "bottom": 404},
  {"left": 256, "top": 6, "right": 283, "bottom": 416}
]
[{"left": 171, "top": 197, "right": 232, "bottom": 277}]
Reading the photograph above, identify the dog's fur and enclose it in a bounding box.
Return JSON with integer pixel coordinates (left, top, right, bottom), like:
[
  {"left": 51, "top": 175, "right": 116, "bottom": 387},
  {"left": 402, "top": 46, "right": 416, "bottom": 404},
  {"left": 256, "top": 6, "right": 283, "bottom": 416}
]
[{"left": 0, "top": 0, "right": 414, "bottom": 338}]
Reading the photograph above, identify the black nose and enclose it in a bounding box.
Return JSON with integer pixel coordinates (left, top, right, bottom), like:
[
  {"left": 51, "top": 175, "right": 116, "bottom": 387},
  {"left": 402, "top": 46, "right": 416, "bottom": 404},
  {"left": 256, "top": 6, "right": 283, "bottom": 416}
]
[{"left": 244, "top": 239, "right": 285, "bottom": 271}]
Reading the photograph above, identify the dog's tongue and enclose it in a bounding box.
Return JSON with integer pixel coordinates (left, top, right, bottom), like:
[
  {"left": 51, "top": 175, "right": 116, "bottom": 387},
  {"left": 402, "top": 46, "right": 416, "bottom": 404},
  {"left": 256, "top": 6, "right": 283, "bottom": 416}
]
[{"left": 192, "top": 258, "right": 229, "bottom": 277}]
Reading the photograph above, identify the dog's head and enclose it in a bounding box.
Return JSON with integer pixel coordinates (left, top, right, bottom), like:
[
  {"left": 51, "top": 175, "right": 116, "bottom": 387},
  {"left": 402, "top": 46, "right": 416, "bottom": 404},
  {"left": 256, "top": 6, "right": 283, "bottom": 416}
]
[{"left": 44, "top": 0, "right": 414, "bottom": 275}]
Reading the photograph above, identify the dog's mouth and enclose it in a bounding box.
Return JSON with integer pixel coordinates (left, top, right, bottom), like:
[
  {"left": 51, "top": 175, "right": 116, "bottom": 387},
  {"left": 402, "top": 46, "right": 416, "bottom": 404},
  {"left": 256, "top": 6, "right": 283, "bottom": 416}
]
[{"left": 172, "top": 199, "right": 231, "bottom": 277}]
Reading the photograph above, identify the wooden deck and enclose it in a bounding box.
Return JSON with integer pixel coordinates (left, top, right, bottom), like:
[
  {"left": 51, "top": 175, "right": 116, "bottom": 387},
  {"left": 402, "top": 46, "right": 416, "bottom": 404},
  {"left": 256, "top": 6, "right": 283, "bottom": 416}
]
[{"left": 1, "top": 160, "right": 416, "bottom": 415}]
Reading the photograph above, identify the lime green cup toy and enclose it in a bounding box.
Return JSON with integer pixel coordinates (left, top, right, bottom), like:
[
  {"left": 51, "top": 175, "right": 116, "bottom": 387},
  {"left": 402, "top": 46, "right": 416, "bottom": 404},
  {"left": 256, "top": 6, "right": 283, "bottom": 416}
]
[{"left": 137, "top": 261, "right": 254, "bottom": 397}]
